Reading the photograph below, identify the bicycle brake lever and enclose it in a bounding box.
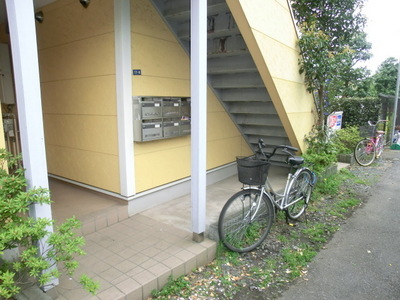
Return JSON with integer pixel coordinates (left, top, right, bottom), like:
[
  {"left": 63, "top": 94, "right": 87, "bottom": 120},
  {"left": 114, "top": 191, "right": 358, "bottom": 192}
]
[{"left": 258, "top": 138, "right": 266, "bottom": 148}]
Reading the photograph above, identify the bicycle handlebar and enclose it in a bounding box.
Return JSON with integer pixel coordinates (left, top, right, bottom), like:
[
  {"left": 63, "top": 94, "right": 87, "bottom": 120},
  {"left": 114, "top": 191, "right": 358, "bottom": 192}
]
[
  {"left": 368, "top": 120, "right": 388, "bottom": 127},
  {"left": 257, "top": 138, "right": 298, "bottom": 161}
]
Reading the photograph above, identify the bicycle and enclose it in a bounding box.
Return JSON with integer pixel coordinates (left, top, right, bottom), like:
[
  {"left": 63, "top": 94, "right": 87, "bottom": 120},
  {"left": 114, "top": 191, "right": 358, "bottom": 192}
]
[
  {"left": 218, "top": 139, "right": 317, "bottom": 253},
  {"left": 354, "top": 120, "right": 388, "bottom": 166}
]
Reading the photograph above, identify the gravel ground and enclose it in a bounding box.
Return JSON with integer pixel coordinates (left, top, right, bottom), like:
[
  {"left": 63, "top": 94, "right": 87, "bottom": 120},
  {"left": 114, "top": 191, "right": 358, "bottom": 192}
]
[{"left": 150, "top": 155, "right": 394, "bottom": 300}]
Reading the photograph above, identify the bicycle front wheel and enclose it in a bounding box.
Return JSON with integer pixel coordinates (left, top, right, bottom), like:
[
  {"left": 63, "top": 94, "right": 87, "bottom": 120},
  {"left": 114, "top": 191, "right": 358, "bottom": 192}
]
[
  {"left": 218, "top": 189, "right": 274, "bottom": 253},
  {"left": 354, "top": 139, "right": 376, "bottom": 166},
  {"left": 286, "top": 168, "right": 314, "bottom": 220}
]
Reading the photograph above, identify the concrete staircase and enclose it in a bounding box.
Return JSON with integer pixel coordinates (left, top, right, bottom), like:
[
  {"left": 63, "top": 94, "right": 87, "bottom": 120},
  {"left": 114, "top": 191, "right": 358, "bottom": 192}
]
[{"left": 150, "top": 0, "right": 290, "bottom": 156}]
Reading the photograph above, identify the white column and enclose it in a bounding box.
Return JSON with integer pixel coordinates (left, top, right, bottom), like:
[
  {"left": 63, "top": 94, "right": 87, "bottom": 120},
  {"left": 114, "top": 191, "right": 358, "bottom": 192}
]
[
  {"left": 191, "top": 0, "right": 207, "bottom": 241},
  {"left": 391, "top": 60, "right": 400, "bottom": 142},
  {"left": 115, "top": 0, "right": 135, "bottom": 197},
  {"left": 6, "top": 0, "right": 58, "bottom": 289},
  {"left": 6, "top": 0, "right": 51, "bottom": 217}
]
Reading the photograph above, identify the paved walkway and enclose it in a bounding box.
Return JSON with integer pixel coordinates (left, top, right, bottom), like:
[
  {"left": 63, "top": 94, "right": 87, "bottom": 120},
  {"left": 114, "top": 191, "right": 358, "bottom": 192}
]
[
  {"left": 46, "top": 215, "right": 216, "bottom": 300},
  {"left": 280, "top": 149, "right": 400, "bottom": 299}
]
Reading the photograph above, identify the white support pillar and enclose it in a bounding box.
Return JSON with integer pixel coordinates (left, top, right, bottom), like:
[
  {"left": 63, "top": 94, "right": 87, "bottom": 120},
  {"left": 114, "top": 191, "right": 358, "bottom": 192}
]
[
  {"left": 391, "top": 60, "right": 400, "bottom": 143},
  {"left": 114, "top": 0, "right": 135, "bottom": 197},
  {"left": 6, "top": 0, "right": 58, "bottom": 288},
  {"left": 191, "top": 0, "right": 207, "bottom": 242}
]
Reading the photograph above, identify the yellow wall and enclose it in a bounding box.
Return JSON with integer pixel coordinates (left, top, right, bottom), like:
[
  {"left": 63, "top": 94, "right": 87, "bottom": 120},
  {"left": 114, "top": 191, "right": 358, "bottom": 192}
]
[
  {"left": 36, "top": 0, "right": 120, "bottom": 193},
  {"left": 23, "top": 0, "right": 312, "bottom": 195},
  {"left": 227, "top": 0, "right": 316, "bottom": 152},
  {"left": 131, "top": 0, "right": 251, "bottom": 192}
]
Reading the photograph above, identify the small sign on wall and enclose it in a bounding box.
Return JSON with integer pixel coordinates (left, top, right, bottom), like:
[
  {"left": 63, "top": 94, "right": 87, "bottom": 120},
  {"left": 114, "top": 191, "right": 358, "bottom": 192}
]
[
  {"left": 327, "top": 111, "right": 343, "bottom": 131},
  {"left": 132, "top": 69, "right": 142, "bottom": 75}
]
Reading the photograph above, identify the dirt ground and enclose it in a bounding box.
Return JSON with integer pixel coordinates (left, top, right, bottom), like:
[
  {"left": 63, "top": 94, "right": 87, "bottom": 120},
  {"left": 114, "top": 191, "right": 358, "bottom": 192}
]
[{"left": 150, "top": 150, "right": 396, "bottom": 300}]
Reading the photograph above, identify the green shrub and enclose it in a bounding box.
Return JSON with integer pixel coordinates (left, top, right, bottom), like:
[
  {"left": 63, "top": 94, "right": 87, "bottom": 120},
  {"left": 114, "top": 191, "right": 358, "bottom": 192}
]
[
  {"left": 328, "top": 97, "right": 381, "bottom": 128},
  {"left": 0, "top": 149, "right": 99, "bottom": 298},
  {"left": 303, "top": 126, "right": 338, "bottom": 174},
  {"left": 331, "top": 126, "right": 361, "bottom": 155}
]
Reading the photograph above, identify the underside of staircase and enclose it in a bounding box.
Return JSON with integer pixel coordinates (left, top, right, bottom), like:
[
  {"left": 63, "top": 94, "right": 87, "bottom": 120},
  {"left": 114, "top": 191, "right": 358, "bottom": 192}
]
[{"left": 150, "top": 0, "right": 291, "bottom": 158}]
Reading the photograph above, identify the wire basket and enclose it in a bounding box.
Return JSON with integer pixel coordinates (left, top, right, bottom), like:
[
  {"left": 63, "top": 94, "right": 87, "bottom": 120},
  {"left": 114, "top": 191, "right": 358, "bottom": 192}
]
[
  {"left": 236, "top": 156, "right": 270, "bottom": 185},
  {"left": 359, "top": 125, "right": 375, "bottom": 138}
]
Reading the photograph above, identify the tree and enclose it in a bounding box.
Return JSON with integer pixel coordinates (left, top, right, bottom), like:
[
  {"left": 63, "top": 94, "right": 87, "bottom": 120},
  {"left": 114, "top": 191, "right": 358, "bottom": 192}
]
[
  {"left": 291, "top": 0, "right": 372, "bottom": 125},
  {"left": 373, "top": 57, "right": 399, "bottom": 96}
]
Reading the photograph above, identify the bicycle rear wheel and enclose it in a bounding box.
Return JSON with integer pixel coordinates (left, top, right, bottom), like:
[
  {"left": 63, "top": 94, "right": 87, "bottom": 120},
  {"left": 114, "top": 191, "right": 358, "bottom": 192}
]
[
  {"left": 376, "top": 136, "right": 385, "bottom": 158},
  {"left": 286, "top": 168, "right": 314, "bottom": 220},
  {"left": 354, "top": 139, "right": 376, "bottom": 166},
  {"left": 218, "top": 189, "right": 274, "bottom": 253}
]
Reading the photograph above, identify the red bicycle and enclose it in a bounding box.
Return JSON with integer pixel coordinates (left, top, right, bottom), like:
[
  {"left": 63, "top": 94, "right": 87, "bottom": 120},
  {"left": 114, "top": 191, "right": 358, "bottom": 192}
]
[{"left": 354, "top": 120, "right": 387, "bottom": 166}]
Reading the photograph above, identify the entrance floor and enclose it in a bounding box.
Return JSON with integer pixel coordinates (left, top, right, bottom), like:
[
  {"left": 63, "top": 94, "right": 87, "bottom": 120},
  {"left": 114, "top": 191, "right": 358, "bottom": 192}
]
[{"left": 47, "top": 167, "right": 288, "bottom": 300}]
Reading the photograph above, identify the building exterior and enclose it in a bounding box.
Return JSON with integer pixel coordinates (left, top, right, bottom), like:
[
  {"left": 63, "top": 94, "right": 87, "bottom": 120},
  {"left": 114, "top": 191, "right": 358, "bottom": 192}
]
[{"left": 0, "top": 0, "right": 316, "bottom": 238}]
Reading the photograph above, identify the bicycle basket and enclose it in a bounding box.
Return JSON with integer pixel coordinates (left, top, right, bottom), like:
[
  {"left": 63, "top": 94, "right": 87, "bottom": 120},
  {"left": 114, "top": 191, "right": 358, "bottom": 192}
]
[
  {"left": 236, "top": 156, "right": 270, "bottom": 185},
  {"left": 359, "top": 125, "right": 375, "bottom": 137}
]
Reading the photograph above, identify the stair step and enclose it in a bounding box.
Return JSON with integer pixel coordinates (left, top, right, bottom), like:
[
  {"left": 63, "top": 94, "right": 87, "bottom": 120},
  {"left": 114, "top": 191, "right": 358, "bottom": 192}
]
[
  {"left": 235, "top": 114, "right": 282, "bottom": 126},
  {"left": 163, "top": 0, "right": 227, "bottom": 21},
  {"left": 178, "top": 25, "right": 241, "bottom": 41},
  {"left": 178, "top": 11, "right": 239, "bottom": 40},
  {"left": 207, "top": 49, "right": 249, "bottom": 59},
  {"left": 219, "top": 87, "right": 270, "bottom": 102},
  {"left": 211, "top": 72, "right": 264, "bottom": 89},
  {"left": 208, "top": 35, "right": 247, "bottom": 56},
  {"left": 247, "top": 135, "right": 291, "bottom": 148},
  {"left": 228, "top": 101, "right": 276, "bottom": 114},
  {"left": 208, "top": 54, "right": 256, "bottom": 74},
  {"left": 241, "top": 125, "right": 287, "bottom": 137}
]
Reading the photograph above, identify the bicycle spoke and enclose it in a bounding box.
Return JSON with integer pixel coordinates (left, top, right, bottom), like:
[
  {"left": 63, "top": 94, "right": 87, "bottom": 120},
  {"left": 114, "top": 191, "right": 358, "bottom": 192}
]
[
  {"left": 354, "top": 139, "right": 375, "bottom": 166},
  {"left": 286, "top": 169, "right": 313, "bottom": 220},
  {"left": 218, "top": 189, "right": 274, "bottom": 252}
]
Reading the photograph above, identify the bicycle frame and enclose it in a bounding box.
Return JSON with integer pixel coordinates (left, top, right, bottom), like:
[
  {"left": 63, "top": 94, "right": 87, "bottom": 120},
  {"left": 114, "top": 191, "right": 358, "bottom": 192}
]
[
  {"left": 242, "top": 165, "right": 308, "bottom": 217},
  {"left": 374, "top": 134, "right": 384, "bottom": 153},
  {"left": 367, "top": 120, "right": 386, "bottom": 155},
  {"left": 364, "top": 138, "right": 376, "bottom": 154},
  {"left": 265, "top": 167, "right": 308, "bottom": 210}
]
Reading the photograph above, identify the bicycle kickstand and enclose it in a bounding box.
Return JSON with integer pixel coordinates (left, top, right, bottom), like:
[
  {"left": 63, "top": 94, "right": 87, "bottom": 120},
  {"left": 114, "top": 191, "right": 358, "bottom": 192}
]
[{"left": 285, "top": 213, "right": 296, "bottom": 227}]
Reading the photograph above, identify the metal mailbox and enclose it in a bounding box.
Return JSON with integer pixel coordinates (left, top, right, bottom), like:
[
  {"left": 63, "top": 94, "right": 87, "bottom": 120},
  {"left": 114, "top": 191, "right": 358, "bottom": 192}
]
[
  {"left": 181, "top": 98, "right": 191, "bottom": 118},
  {"left": 141, "top": 121, "right": 162, "bottom": 141},
  {"left": 162, "top": 98, "right": 181, "bottom": 118},
  {"left": 163, "top": 120, "right": 180, "bottom": 138},
  {"left": 180, "top": 119, "right": 191, "bottom": 136},
  {"left": 141, "top": 98, "right": 162, "bottom": 120}
]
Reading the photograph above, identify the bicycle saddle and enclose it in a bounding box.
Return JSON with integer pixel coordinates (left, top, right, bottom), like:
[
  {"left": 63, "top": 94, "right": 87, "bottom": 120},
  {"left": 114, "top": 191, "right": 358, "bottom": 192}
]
[{"left": 287, "top": 156, "right": 304, "bottom": 166}]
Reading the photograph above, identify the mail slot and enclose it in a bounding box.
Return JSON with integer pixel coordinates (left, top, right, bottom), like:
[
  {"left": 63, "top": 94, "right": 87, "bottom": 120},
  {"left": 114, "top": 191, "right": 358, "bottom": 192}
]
[
  {"left": 141, "top": 98, "right": 162, "bottom": 120},
  {"left": 181, "top": 98, "right": 191, "bottom": 118},
  {"left": 163, "top": 120, "right": 180, "bottom": 138},
  {"left": 180, "top": 119, "right": 191, "bottom": 136},
  {"left": 162, "top": 98, "right": 181, "bottom": 118},
  {"left": 142, "top": 121, "right": 162, "bottom": 141}
]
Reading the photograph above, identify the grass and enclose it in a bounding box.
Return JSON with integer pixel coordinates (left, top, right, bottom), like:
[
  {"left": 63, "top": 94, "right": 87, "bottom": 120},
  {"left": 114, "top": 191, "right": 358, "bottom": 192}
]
[
  {"left": 151, "top": 275, "right": 191, "bottom": 299},
  {"left": 150, "top": 165, "right": 376, "bottom": 299},
  {"left": 281, "top": 244, "right": 317, "bottom": 279},
  {"left": 301, "top": 223, "right": 339, "bottom": 244}
]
